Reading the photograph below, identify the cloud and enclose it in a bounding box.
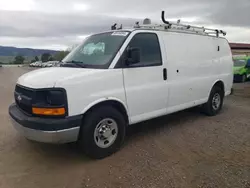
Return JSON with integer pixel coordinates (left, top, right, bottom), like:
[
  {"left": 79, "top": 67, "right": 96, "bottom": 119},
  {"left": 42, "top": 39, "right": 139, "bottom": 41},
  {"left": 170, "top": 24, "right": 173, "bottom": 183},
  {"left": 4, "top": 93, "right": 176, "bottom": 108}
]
[
  {"left": 0, "top": 0, "right": 250, "bottom": 49},
  {"left": 0, "top": 0, "right": 34, "bottom": 11},
  {"left": 207, "top": 0, "right": 250, "bottom": 28},
  {"left": 0, "top": 11, "right": 136, "bottom": 38}
]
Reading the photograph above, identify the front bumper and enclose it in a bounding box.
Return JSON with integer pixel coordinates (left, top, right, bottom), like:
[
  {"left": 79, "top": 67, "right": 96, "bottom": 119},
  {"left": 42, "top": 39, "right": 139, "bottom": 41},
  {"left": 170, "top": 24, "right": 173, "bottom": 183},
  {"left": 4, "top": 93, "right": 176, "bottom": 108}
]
[{"left": 9, "top": 103, "right": 82, "bottom": 144}]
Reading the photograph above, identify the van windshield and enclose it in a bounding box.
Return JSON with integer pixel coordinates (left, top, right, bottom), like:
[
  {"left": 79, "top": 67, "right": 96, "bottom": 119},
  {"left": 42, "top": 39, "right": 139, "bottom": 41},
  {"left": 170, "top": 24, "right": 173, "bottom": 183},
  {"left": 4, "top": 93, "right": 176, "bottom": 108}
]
[
  {"left": 234, "top": 59, "right": 246, "bottom": 67},
  {"left": 62, "top": 31, "right": 130, "bottom": 69}
]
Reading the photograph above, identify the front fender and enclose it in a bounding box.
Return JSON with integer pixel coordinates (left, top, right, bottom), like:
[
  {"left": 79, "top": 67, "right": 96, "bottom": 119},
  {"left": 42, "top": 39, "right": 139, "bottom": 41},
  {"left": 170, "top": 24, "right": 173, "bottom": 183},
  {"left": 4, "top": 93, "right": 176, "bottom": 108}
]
[{"left": 80, "top": 97, "right": 129, "bottom": 116}]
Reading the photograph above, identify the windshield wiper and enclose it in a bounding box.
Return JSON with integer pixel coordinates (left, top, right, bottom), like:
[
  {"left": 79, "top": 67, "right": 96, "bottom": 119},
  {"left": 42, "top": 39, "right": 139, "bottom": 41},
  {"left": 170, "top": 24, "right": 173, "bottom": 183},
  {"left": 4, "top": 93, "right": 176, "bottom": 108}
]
[{"left": 60, "top": 61, "right": 87, "bottom": 68}]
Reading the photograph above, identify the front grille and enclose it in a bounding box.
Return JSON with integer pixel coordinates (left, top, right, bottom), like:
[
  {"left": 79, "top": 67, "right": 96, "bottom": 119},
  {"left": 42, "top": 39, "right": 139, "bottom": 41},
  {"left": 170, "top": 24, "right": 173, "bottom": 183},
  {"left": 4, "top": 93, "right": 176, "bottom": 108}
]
[{"left": 15, "top": 85, "right": 34, "bottom": 115}]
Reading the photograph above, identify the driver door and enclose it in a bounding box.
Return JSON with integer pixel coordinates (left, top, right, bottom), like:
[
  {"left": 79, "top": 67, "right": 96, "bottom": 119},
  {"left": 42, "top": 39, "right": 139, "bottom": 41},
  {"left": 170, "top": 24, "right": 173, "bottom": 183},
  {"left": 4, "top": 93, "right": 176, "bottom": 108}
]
[{"left": 121, "top": 32, "right": 168, "bottom": 124}]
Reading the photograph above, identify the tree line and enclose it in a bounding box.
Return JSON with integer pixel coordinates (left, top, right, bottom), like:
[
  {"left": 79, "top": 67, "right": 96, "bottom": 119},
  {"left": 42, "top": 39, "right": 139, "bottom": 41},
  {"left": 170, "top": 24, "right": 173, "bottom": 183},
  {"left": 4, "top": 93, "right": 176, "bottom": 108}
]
[{"left": 12, "top": 51, "right": 70, "bottom": 64}]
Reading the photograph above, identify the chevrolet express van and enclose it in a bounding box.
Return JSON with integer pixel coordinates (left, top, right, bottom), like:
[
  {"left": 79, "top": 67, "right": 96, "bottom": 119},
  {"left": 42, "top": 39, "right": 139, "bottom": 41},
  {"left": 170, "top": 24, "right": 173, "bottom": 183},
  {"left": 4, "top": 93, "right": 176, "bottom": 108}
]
[{"left": 9, "top": 12, "right": 233, "bottom": 159}]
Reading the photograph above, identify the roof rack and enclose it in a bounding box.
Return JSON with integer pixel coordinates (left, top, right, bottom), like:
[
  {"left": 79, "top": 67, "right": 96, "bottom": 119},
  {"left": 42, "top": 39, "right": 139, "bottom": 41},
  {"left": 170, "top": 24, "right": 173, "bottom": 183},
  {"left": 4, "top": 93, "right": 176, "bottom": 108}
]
[{"left": 132, "top": 11, "right": 227, "bottom": 38}]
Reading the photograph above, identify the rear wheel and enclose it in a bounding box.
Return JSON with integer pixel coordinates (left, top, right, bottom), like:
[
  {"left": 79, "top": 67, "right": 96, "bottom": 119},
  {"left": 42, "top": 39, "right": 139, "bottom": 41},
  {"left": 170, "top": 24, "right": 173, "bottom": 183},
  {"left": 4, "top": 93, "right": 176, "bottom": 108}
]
[
  {"left": 202, "top": 86, "right": 224, "bottom": 116},
  {"left": 78, "top": 106, "right": 126, "bottom": 159}
]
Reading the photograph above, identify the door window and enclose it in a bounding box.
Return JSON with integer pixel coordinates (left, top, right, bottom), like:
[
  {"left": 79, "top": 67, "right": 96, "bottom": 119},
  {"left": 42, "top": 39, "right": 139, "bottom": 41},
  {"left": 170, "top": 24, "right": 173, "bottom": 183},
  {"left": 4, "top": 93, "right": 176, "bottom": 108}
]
[{"left": 127, "top": 33, "right": 162, "bottom": 67}]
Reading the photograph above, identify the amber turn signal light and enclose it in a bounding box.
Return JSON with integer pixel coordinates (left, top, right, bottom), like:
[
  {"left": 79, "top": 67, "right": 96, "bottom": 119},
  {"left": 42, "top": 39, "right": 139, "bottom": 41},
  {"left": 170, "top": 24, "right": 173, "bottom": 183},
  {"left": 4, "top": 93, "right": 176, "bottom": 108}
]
[{"left": 32, "top": 107, "right": 65, "bottom": 116}]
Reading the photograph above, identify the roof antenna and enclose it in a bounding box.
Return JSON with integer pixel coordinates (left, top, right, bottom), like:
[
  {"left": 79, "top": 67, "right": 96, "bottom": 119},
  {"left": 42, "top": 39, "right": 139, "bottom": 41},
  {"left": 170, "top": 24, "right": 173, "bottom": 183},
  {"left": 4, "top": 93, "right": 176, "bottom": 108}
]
[{"left": 111, "top": 23, "right": 117, "bottom": 30}]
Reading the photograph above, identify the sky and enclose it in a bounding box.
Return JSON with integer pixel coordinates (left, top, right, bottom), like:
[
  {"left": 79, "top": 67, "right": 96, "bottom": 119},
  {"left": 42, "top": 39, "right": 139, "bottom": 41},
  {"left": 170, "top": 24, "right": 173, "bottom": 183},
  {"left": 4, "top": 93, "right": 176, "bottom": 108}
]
[{"left": 0, "top": 0, "right": 250, "bottom": 50}]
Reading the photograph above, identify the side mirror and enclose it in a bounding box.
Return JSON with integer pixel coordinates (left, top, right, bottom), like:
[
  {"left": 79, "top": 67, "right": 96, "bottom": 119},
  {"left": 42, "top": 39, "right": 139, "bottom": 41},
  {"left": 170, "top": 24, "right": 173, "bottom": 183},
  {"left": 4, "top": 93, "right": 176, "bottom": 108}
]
[{"left": 126, "top": 47, "right": 140, "bottom": 65}]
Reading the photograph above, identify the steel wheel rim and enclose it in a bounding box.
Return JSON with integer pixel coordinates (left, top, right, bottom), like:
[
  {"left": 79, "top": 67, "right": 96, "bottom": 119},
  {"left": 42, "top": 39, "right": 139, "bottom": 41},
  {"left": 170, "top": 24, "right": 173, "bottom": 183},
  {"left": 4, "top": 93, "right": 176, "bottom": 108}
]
[
  {"left": 94, "top": 118, "right": 118, "bottom": 148},
  {"left": 212, "top": 93, "right": 221, "bottom": 110}
]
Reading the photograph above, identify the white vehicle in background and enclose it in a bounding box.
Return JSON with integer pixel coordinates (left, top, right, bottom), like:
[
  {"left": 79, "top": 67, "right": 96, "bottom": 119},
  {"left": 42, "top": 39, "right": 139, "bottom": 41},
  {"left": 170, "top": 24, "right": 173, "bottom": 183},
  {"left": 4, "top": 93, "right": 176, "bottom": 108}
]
[
  {"left": 39, "top": 61, "right": 60, "bottom": 68},
  {"left": 29, "top": 61, "right": 40, "bottom": 67},
  {"left": 9, "top": 11, "right": 233, "bottom": 159},
  {"left": 44, "top": 61, "right": 60, "bottom": 67},
  {"left": 32, "top": 61, "right": 42, "bottom": 67},
  {"left": 41, "top": 62, "right": 47, "bottom": 68},
  {"left": 29, "top": 62, "right": 34, "bottom": 67},
  {"left": 41, "top": 62, "right": 50, "bottom": 68},
  {"left": 37, "top": 62, "right": 43, "bottom": 67}
]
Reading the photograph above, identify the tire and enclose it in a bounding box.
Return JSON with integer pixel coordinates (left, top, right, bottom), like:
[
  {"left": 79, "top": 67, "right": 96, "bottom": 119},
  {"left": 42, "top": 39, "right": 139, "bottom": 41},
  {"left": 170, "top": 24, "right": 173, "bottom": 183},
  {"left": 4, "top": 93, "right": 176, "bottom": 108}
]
[
  {"left": 78, "top": 106, "right": 126, "bottom": 159},
  {"left": 202, "top": 86, "right": 224, "bottom": 116},
  {"left": 241, "top": 74, "right": 247, "bottom": 83}
]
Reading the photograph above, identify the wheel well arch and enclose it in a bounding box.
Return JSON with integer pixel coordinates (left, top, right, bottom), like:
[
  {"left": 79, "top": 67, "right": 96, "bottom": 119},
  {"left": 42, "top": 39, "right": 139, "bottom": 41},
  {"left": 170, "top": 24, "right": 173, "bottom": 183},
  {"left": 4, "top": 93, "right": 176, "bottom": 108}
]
[
  {"left": 212, "top": 80, "right": 225, "bottom": 95},
  {"left": 81, "top": 99, "right": 129, "bottom": 124}
]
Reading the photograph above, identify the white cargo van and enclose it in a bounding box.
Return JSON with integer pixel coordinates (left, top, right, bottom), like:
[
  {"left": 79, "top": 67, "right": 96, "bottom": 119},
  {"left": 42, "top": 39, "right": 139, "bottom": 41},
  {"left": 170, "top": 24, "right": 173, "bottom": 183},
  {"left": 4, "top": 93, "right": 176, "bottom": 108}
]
[{"left": 9, "top": 12, "right": 233, "bottom": 159}]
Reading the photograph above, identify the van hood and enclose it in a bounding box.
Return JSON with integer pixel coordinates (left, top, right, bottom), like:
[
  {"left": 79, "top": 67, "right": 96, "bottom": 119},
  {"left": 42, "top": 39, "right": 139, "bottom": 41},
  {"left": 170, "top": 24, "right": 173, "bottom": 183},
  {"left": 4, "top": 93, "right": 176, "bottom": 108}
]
[{"left": 17, "top": 67, "right": 105, "bottom": 89}]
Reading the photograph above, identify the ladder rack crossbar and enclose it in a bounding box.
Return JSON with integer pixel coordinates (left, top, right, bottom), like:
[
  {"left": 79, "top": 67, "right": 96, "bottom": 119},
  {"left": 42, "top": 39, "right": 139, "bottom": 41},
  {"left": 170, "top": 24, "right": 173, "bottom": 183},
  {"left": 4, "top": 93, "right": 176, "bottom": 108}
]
[{"left": 135, "top": 23, "right": 226, "bottom": 37}]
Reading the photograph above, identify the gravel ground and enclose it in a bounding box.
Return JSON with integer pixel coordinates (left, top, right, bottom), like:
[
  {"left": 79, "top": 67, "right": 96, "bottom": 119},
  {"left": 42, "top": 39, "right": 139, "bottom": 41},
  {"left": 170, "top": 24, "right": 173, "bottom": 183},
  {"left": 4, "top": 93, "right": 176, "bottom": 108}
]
[{"left": 0, "top": 67, "right": 249, "bottom": 188}]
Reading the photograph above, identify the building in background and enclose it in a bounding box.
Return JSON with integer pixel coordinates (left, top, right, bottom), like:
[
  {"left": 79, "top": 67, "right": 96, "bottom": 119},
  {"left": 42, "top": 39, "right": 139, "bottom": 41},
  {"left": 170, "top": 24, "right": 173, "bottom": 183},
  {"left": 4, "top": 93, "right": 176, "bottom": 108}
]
[{"left": 230, "top": 43, "right": 250, "bottom": 56}]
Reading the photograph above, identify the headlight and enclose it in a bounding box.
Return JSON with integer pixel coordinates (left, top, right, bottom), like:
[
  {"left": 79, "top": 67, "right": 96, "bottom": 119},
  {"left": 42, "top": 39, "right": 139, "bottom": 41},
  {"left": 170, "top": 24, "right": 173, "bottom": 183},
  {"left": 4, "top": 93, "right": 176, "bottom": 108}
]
[
  {"left": 33, "top": 89, "right": 67, "bottom": 116},
  {"left": 46, "top": 90, "right": 65, "bottom": 105}
]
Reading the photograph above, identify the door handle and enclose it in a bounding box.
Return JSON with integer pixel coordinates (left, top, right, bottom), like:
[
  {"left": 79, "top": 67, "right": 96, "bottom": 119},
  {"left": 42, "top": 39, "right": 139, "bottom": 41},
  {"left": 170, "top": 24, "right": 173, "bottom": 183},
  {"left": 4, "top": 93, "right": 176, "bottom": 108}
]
[{"left": 163, "top": 68, "right": 167, "bottom": 80}]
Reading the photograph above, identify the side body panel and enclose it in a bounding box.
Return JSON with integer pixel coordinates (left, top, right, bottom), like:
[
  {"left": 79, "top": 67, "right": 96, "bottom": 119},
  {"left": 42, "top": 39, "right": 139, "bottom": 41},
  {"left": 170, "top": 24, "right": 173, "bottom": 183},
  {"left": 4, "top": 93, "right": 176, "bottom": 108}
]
[{"left": 161, "top": 32, "right": 233, "bottom": 113}]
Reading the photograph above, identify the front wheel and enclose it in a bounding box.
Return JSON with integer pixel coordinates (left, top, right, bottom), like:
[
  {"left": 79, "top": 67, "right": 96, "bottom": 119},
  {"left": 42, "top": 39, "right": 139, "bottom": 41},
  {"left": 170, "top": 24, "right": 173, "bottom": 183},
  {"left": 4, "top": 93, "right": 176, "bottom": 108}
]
[
  {"left": 78, "top": 106, "right": 126, "bottom": 159},
  {"left": 202, "top": 86, "right": 224, "bottom": 116}
]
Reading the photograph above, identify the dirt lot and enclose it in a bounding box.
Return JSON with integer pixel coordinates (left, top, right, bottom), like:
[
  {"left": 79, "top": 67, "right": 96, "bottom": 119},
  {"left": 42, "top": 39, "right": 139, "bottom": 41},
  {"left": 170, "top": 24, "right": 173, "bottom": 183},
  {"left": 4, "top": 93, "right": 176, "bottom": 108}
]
[{"left": 0, "top": 67, "right": 250, "bottom": 188}]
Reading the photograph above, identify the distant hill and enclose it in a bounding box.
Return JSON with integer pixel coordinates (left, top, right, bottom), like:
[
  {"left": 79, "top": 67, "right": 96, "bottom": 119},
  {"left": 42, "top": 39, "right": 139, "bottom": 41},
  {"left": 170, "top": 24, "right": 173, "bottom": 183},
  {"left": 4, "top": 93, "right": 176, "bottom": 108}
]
[{"left": 0, "top": 46, "right": 59, "bottom": 57}]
